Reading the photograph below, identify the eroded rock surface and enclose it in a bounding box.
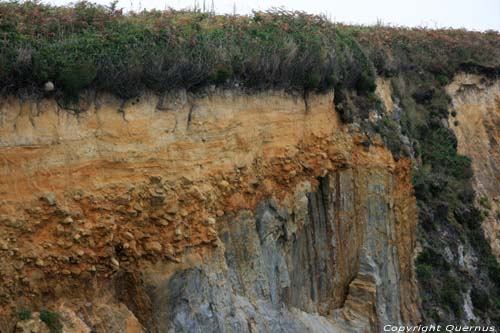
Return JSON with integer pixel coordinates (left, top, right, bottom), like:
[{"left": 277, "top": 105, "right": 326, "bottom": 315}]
[
  {"left": 0, "top": 90, "right": 419, "bottom": 332},
  {"left": 447, "top": 74, "right": 500, "bottom": 258},
  {"left": 146, "top": 165, "right": 419, "bottom": 333}
]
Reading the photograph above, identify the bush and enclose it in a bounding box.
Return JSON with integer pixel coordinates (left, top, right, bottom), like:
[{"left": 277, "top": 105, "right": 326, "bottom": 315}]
[
  {"left": 436, "top": 74, "right": 449, "bottom": 86},
  {"left": 440, "top": 275, "right": 463, "bottom": 316},
  {"left": 417, "top": 247, "right": 450, "bottom": 271},
  {"left": 57, "top": 62, "right": 97, "bottom": 95},
  {"left": 0, "top": 3, "right": 354, "bottom": 96},
  {"left": 485, "top": 255, "right": 500, "bottom": 288},
  {"left": 471, "top": 287, "right": 490, "bottom": 312},
  {"left": 355, "top": 71, "right": 376, "bottom": 93},
  {"left": 4, "top": 2, "right": 496, "bottom": 98},
  {"left": 416, "top": 263, "right": 433, "bottom": 286},
  {"left": 213, "top": 63, "right": 233, "bottom": 84},
  {"left": 17, "top": 308, "right": 32, "bottom": 321},
  {"left": 479, "top": 197, "right": 492, "bottom": 210},
  {"left": 40, "top": 309, "right": 62, "bottom": 333}
]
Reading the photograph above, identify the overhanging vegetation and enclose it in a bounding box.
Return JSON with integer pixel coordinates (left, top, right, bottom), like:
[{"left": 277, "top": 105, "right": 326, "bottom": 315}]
[{"left": 1, "top": 1, "right": 498, "bottom": 98}]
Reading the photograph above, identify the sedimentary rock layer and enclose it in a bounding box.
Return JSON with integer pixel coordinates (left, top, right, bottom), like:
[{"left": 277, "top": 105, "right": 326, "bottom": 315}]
[
  {"left": 0, "top": 90, "right": 419, "bottom": 332},
  {"left": 447, "top": 74, "right": 500, "bottom": 258}
]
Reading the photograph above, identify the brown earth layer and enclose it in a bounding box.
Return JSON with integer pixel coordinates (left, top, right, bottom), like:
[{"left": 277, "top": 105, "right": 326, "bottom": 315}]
[{"left": 0, "top": 90, "right": 419, "bottom": 332}]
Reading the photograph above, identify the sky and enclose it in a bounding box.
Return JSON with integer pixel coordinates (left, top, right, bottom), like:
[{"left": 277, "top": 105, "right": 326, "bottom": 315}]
[{"left": 46, "top": 0, "right": 500, "bottom": 31}]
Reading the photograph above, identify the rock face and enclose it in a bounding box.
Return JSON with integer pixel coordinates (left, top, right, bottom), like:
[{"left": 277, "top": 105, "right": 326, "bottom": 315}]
[
  {"left": 147, "top": 166, "right": 419, "bottom": 333},
  {"left": 447, "top": 74, "right": 500, "bottom": 258},
  {"left": 0, "top": 89, "right": 419, "bottom": 332}
]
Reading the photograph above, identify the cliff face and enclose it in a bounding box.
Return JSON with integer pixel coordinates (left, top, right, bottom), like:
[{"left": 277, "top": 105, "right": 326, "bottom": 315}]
[
  {"left": 447, "top": 74, "right": 500, "bottom": 259},
  {"left": 0, "top": 89, "right": 420, "bottom": 332}
]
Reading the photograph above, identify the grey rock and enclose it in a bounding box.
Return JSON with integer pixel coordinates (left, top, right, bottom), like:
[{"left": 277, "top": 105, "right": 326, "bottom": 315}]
[
  {"left": 146, "top": 170, "right": 411, "bottom": 332},
  {"left": 43, "top": 81, "right": 55, "bottom": 92}
]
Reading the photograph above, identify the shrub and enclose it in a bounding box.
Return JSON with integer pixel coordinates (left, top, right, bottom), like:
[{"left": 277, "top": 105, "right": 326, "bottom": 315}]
[
  {"left": 17, "top": 308, "right": 32, "bottom": 321},
  {"left": 417, "top": 247, "right": 450, "bottom": 271},
  {"left": 416, "top": 263, "right": 433, "bottom": 286},
  {"left": 436, "top": 74, "right": 449, "bottom": 86},
  {"left": 355, "top": 71, "right": 376, "bottom": 94},
  {"left": 0, "top": 3, "right": 355, "bottom": 96},
  {"left": 440, "top": 275, "right": 463, "bottom": 317},
  {"left": 57, "top": 62, "right": 97, "bottom": 95},
  {"left": 420, "top": 127, "right": 472, "bottom": 180},
  {"left": 485, "top": 255, "right": 500, "bottom": 288},
  {"left": 479, "top": 197, "right": 492, "bottom": 210},
  {"left": 5, "top": 2, "right": 496, "bottom": 99},
  {"left": 471, "top": 287, "right": 490, "bottom": 312},
  {"left": 213, "top": 63, "right": 233, "bottom": 85},
  {"left": 40, "top": 309, "right": 62, "bottom": 333}
]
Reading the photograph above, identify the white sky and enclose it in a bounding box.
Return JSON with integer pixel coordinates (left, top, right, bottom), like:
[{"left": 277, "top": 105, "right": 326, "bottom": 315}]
[{"left": 46, "top": 0, "right": 500, "bottom": 31}]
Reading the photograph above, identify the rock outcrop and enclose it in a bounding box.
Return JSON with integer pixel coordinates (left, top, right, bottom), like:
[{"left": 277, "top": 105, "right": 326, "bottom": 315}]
[
  {"left": 447, "top": 74, "right": 500, "bottom": 258},
  {"left": 0, "top": 89, "right": 419, "bottom": 331},
  {"left": 145, "top": 163, "right": 419, "bottom": 332}
]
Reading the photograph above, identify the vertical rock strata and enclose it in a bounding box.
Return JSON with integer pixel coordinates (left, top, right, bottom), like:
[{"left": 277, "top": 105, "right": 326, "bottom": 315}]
[{"left": 0, "top": 90, "right": 419, "bottom": 332}]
